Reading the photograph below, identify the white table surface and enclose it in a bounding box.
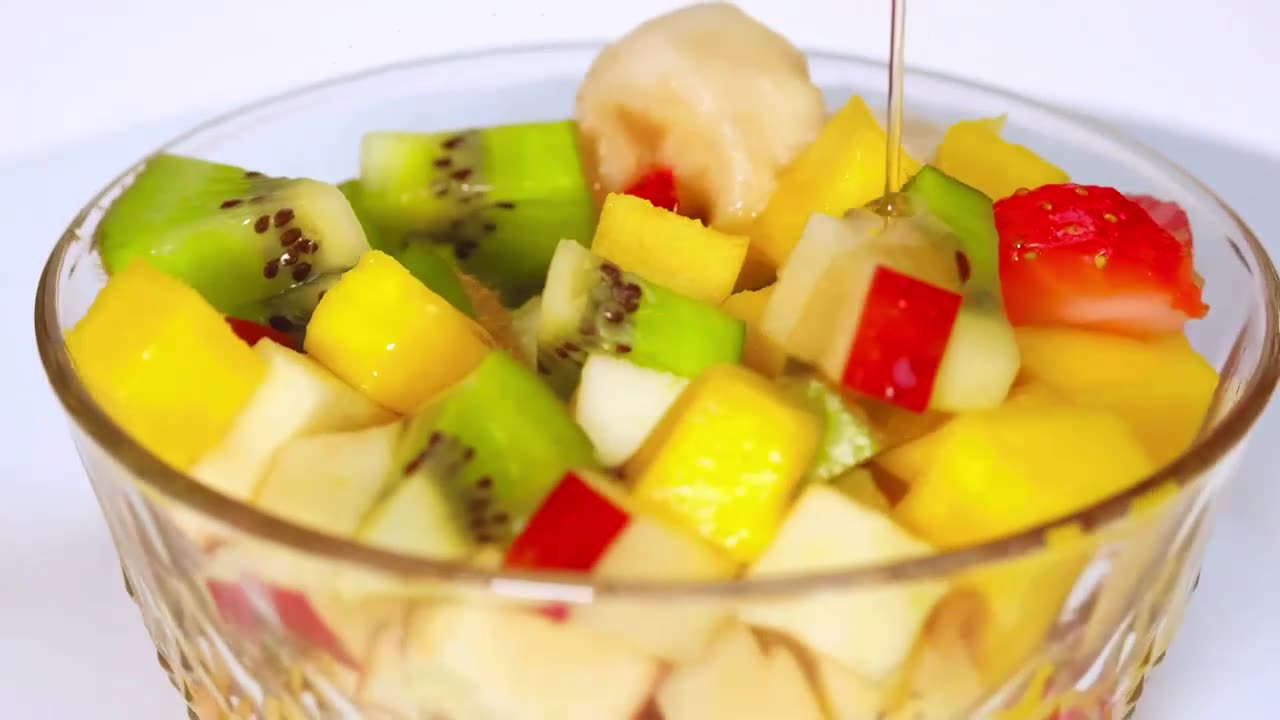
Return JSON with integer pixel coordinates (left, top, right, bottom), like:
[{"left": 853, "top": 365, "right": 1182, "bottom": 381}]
[{"left": 1, "top": 1, "right": 1278, "bottom": 717}]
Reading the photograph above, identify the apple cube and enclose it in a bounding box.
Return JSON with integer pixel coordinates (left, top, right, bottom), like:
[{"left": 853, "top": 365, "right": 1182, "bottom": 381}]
[
  {"left": 191, "top": 341, "right": 395, "bottom": 500},
  {"left": 360, "top": 604, "right": 659, "bottom": 719},
  {"left": 504, "top": 471, "right": 631, "bottom": 572},
  {"left": 593, "top": 191, "right": 749, "bottom": 305},
  {"left": 573, "top": 354, "right": 689, "bottom": 466},
  {"left": 304, "top": 250, "right": 493, "bottom": 413},
  {"left": 656, "top": 625, "right": 826, "bottom": 720},
  {"left": 741, "top": 484, "right": 948, "bottom": 681},
  {"left": 630, "top": 363, "right": 821, "bottom": 562}
]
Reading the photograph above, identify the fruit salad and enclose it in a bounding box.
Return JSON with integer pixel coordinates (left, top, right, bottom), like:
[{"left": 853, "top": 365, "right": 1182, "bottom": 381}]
[{"left": 63, "top": 3, "right": 1220, "bottom": 718}]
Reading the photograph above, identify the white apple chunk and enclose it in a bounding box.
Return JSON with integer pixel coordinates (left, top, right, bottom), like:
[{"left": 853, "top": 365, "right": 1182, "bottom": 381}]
[
  {"left": 573, "top": 354, "right": 688, "bottom": 465},
  {"left": 253, "top": 420, "right": 401, "bottom": 536},
  {"left": 192, "top": 341, "right": 395, "bottom": 500},
  {"left": 657, "top": 625, "right": 825, "bottom": 720},
  {"left": 360, "top": 604, "right": 659, "bottom": 720},
  {"left": 740, "top": 484, "right": 948, "bottom": 681},
  {"left": 569, "top": 513, "right": 738, "bottom": 662}
]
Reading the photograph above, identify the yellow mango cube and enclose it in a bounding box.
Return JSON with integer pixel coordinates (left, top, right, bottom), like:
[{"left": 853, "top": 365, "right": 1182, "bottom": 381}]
[
  {"left": 305, "top": 251, "right": 493, "bottom": 414},
  {"left": 629, "top": 364, "right": 821, "bottom": 561},
  {"left": 1015, "top": 327, "right": 1219, "bottom": 467},
  {"left": 933, "top": 116, "right": 1070, "bottom": 201},
  {"left": 592, "top": 193, "right": 749, "bottom": 304},
  {"left": 65, "top": 260, "right": 266, "bottom": 469},
  {"left": 893, "top": 386, "right": 1153, "bottom": 548},
  {"left": 749, "top": 96, "right": 921, "bottom": 278},
  {"left": 719, "top": 285, "right": 787, "bottom": 377}
]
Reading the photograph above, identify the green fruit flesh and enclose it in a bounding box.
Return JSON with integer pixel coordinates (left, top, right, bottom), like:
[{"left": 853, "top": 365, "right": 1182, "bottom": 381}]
[
  {"left": 394, "top": 352, "right": 596, "bottom": 544},
  {"left": 780, "top": 376, "right": 881, "bottom": 483},
  {"left": 903, "top": 165, "right": 1001, "bottom": 300},
  {"left": 358, "top": 121, "right": 595, "bottom": 306},
  {"left": 537, "top": 240, "right": 745, "bottom": 395},
  {"left": 99, "top": 154, "right": 368, "bottom": 316},
  {"left": 340, "top": 179, "right": 474, "bottom": 317}
]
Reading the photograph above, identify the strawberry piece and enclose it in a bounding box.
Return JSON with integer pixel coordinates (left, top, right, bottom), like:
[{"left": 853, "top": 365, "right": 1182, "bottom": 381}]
[
  {"left": 995, "top": 184, "right": 1207, "bottom": 336},
  {"left": 225, "top": 316, "right": 298, "bottom": 351},
  {"left": 1129, "top": 193, "right": 1193, "bottom": 248},
  {"left": 842, "top": 266, "right": 963, "bottom": 413},
  {"left": 623, "top": 166, "right": 679, "bottom": 213}
]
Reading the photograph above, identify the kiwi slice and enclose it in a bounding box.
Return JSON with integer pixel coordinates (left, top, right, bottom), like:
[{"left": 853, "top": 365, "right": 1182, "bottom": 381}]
[
  {"left": 98, "top": 154, "right": 369, "bottom": 317},
  {"left": 779, "top": 375, "right": 882, "bottom": 483},
  {"left": 358, "top": 121, "right": 595, "bottom": 306},
  {"left": 339, "top": 179, "right": 474, "bottom": 317},
  {"left": 537, "top": 240, "right": 746, "bottom": 396},
  {"left": 392, "top": 352, "right": 597, "bottom": 544}
]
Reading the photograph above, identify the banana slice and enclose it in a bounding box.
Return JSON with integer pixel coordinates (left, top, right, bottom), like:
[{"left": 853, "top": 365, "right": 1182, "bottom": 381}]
[{"left": 576, "top": 2, "right": 825, "bottom": 233}]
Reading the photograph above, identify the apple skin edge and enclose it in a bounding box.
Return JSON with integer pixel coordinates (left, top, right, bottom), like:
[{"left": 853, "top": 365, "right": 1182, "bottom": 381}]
[
  {"left": 206, "top": 579, "right": 359, "bottom": 669},
  {"left": 504, "top": 471, "right": 631, "bottom": 573},
  {"left": 842, "top": 265, "right": 962, "bottom": 413}
]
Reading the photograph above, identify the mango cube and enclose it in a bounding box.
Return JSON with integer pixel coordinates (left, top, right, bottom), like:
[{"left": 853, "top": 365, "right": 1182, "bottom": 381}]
[
  {"left": 592, "top": 192, "right": 749, "bottom": 304},
  {"left": 749, "top": 96, "right": 920, "bottom": 278},
  {"left": 933, "top": 116, "right": 1070, "bottom": 201},
  {"left": 1015, "top": 327, "right": 1219, "bottom": 467},
  {"left": 305, "top": 251, "right": 492, "bottom": 414},
  {"left": 720, "top": 285, "right": 788, "bottom": 377},
  {"left": 892, "top": 385, "right": 1153, "bottom": 548},
  {"left": 65, "top": 260, "right": 266, "bottom": 469},
  {"left": 629, "top": 364, "right": 820, "bottom": 561}
]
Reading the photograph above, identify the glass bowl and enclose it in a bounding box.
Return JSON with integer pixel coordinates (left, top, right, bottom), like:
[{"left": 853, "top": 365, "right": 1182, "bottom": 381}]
[{"left": 34, "top": 44, "right": 1280, "bottom": 720}]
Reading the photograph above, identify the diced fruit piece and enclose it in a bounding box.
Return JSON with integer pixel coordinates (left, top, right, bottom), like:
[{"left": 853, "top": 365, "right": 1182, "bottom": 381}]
[
  {"left": 65, "top": 260, "right": 267, "bottom": 469},
  {"left": 570, "top": 512, "right": 737, "bottom": 662},
  {"left": 253, "top": 420, "right": 402, "bottom": 535},
  {"left": 623, "top": 166, "right": 680, "bottom": 211},
  {"left": 1015, "top": 326, "right": 1219, "bottom": 466},
  {"left": 841, "top": 265, "right": 963, "bottom": 412},
  {"left": 393, "top": 352, "right": 597, "bottom": 546},
  {"left": 741, "top": 484, "right": 947, "bottom": 680},
  {"left": 720, "top": 285, "right": 788, "bottom": 377},
  {"left": 537, "top": 239, "right": 745, "bottom": 394},
  {"left": 933, "top": 116, "right": 1070, "bottom": 201},
  {"left": 629, "top": 363, "right": 820, "bottom": 561},
  {"left": 576, "top": 3, "right": 825, "bottom": 234},
  {"left": 995, "top": 183, "right": 1208, "bottom": 336},
  {"left": 191, "top": 341, "right": 395, "bottom": 500},
  {"left": 510, "top": 295, "right": 541, "bottom": 366},
  {"left": 656, "top": 626, "right": 826, "bottom": 720},
  {"left": 304, "top": 250, "right": 492, "bottom": 413},
  {"left": 224, "top": 316, "right": 297, "bottom": 350},
  {"left": 98, "top": 154, "right": 369, "bottom": 317},
  {"left": 892, "top": 385, "right": 1154, "bottom": 548},
  {"left": 1130, "top": 193, "right": 1193, "bottom": 247},
  {"left": 903, "top": 165, "right": 1001, "bottom": 295},
  {"left": 360, "top": 604, "right": 660, "bottom": 720},
  {"left": 750, "top": 96, "right": 920, "bottom": 277},
  {"left": 574, "top": 354, "right": 689, "bottom": 465},
  {"left": 592, "top": 192, "right": 749, "bottom": 304},
  {"left": 780, "top": 376, "right": 881, "bottom": 482},
  {"left": 358, "top": 122, "right": 594, "bottom": 305},
  {"left": 356, "top": 473, "right": 472, "bottom": 560},
  {"left": 253, "top": 273, "right": 341, "bottom": 344},
  {"left": 884, "top": 594, "right": 987, "bottom": 719},
  {"left": 809, "top": 652, "right": 887, "bottom": 720},
  {"left": 504, "top": 471, "right": 631, "bottom": 572},
  {"left": 832, "top": 467, "right": 893, "bottom": 513},
  {"left": 931, "top": 305, "right": 1021, "bottom": 412}
]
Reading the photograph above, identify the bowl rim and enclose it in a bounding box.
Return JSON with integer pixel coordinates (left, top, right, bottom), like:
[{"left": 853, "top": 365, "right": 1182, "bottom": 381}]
[{"left": 34, "top": 42, "right": 1280, "bottom": 601}]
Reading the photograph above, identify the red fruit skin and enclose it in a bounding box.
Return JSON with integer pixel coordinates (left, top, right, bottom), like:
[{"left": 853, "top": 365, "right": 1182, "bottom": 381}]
[
  {"left": 995, "top": 184, "right": 1207, "bottom": 337},
  {"left": 504, "top": 472, "right": 631, "bottom": 572},
  {"left": 842, "top": 266, "right": 963, "bottom": 413},
  {"left": 225, "top": 316, "right": 299, "bottom": 351},
  {"left": 1128, "top": 193, "right": 1193, "bottom": 249},
  {"left": 623, "top": 167, "right": 680, "bottom": 213},
  {"left": 207, "top": 580, "right": 262, "bottom": 633},
  {"left": 270, "top": 588, "right": 359, "bottom": 669}
]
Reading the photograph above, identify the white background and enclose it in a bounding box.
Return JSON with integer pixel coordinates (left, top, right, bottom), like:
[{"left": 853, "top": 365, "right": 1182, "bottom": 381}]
[{"left": 1, "top": 1, "right": 1278, "bottom": 718}]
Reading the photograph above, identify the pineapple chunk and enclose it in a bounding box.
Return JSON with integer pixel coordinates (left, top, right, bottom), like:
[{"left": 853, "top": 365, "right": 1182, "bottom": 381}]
[
  {"left": 629, "top": 363, "right": 820, "bottom": 561},
  {"left": 933, "top": 116, "right": 1069, "bottom": 201},
  {"left": 749, "top": 96, "right": 920, "bottom": 277},
  {"left": 304, "top": 251, "right": 493, "bottom": 414},
  {"left": 720, "top": 285, "right": 788, "bottom": 377},
  {"left": 741, "top": 484, "right": 947, "bottom": 681},
  {"left": 65, "top": 260, "right": 266, "bottom": 469},
  {"left": 1015, "top": 327, "right": 1219, "bottom": 467},
  {"left": 593, "top": 192, "right": 749, "bottom": 304},
  {"left": 892, "top": 385, "right": 1154, "bottom": 548}
]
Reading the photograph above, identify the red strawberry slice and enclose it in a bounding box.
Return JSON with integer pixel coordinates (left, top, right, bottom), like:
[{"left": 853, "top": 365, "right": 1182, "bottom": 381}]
[
  {"left": 995, "top": 184, "right": 1207, "bottom": 336},
  {"left": 1128, "top": 194, "right": 1193, "bottom": 248},
  {"left": 225, "top": 316, "right": 299, "bottom": 351},
  {"left": 623, "top": 166, "right": 679, "bottom": 213}
]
